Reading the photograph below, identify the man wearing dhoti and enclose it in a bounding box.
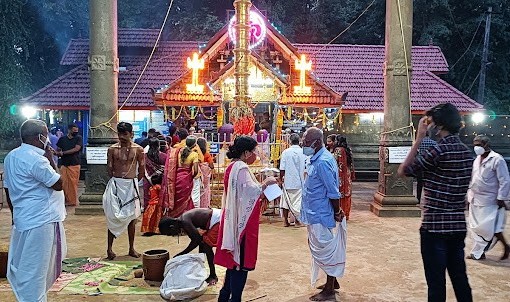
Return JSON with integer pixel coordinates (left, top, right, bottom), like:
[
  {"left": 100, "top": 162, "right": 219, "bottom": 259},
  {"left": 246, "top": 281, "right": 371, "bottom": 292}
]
[
  {"left": 467, "top": 135, "right": 510, "bottom": 260},
  {"left": 301, "top": 127, "right": 346, "bottom": 302},
  {"left": 279, "top": 133, "right": 307, "bottom": 227},
  {"left": 103, "top": 122, "right": 144, "bottom": 260},
  {"left": 4, "top": 119, "right": 66, "bottom": 302}
]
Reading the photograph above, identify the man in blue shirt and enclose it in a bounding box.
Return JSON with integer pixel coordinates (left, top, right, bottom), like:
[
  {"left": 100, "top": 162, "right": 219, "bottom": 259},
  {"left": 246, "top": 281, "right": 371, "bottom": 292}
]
[{"left": 301, "top": 127, "right": 346, "bottom": 301}]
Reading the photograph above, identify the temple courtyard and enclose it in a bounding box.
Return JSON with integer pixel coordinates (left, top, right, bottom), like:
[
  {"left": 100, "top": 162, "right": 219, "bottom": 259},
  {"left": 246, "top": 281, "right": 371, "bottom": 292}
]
[{"left": 0, "top": 181, "right": 509, "bottom": 301}]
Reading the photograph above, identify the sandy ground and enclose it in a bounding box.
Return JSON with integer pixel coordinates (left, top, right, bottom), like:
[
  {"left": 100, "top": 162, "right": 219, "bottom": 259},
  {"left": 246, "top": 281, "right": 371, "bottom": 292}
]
[{"left": 0, "top": 182, "right": 509, "bottom": 301}]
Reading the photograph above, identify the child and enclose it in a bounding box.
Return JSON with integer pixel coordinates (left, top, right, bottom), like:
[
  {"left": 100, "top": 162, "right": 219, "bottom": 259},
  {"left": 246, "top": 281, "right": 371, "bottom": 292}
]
[{"left": 141, "top": 173, "right": 163, "bottom": 236}]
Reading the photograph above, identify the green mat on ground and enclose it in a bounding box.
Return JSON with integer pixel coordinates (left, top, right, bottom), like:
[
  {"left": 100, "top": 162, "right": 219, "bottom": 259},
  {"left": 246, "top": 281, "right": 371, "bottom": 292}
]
[
  {"left": 59, "top": 259, "right": 226, "bottom": 296},
  {"left": 62, "top": 261, "right": 160, "bottom": 295}
]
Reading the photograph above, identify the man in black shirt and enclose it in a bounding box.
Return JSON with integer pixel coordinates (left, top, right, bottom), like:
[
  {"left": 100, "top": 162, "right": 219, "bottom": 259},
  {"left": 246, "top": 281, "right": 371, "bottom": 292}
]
[{"left": 56, "top": 124, "right": 82, "bottom": 206}]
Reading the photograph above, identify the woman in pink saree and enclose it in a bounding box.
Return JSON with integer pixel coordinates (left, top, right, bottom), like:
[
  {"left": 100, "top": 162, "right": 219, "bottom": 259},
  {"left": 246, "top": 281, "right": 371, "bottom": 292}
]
[{"left": 161, "top": 136, "right": 199, "bottom": 218}]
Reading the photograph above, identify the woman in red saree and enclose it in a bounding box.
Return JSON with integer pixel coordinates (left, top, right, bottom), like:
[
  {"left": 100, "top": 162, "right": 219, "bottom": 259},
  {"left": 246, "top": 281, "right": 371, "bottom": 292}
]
[
  {"left": 197, "top": 137, "right": 214, "bottom": 208},
  {"left": 333, "top": 135, "right": 355, "bottom": 220},
  {"left": 143, "top": 138, "right": 167, "bottom": 209},
  {"left": 215, "top": 136, "right": 277, "bottom": 302},
  {"left": 161, "top": 136, "right": 199, "bottom": 218}
]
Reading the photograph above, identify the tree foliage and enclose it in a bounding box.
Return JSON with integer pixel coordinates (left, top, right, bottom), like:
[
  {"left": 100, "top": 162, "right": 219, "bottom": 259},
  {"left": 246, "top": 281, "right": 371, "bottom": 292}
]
[{"left": 1, "top": 0, "right": 509, "bottom": 138}]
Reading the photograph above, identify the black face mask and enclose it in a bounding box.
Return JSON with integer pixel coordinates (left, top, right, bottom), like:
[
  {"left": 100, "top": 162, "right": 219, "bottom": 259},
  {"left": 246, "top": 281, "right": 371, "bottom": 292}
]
[{"left": 71, "top": 132, "right": 78, "bottom": 137}]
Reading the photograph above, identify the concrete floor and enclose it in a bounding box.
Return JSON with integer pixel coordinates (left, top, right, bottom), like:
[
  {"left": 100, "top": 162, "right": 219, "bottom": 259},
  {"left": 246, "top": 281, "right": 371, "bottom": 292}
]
[{"left": 0, "top": 182, "right": 509, "bottom": 301}]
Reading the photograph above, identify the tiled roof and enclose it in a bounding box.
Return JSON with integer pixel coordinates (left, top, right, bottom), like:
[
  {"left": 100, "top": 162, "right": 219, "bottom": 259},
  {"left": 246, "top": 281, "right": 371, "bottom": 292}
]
[
  {"left": 294, "top": 44, "right": 481, "bottom": 112},
  {"left": 118, "top": 28, "right": 161, "bottom": 47},
  {"left": 22, "top": 53, "right": 193, "bottom": 109},
  {"left": 61, "top": 37, "right": 201, "bottom": 65},
  {"left": 24, "top": 40, "right": 481, "bottom": 111}
]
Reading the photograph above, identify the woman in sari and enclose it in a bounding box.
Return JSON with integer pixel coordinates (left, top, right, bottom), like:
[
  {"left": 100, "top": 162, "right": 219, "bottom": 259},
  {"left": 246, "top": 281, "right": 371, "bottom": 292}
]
[
  {"left": 143, "top": 138, "right": 167, "bottom": 209},
  {"left": 215, "top": 136, "right": 277, "bottom": 302},
  {"left": 197, "top": 137, "right": 214, "bottom": 208},
  {"left": 161, "top": 136, "right": 199, "bottom": 218},
  {"left": 334, "top": 135, "right": 355, "bottom": 220}
]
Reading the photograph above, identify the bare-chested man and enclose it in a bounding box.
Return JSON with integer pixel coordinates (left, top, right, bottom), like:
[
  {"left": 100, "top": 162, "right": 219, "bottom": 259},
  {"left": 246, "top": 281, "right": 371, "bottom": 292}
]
[
  {"left": 159, "top": 208, "right": 221, "bottom": 285},
  {"left": 103, "top": 122, "right": 144, "bottom": 260}
]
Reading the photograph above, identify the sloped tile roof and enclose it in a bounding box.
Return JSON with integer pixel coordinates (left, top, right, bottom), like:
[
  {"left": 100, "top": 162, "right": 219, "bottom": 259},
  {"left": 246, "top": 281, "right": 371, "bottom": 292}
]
[
  {"left": 22, "top": 54, "right": 192, "bottom": 109},
  {"left": 60, "top": 29, "right": 162, "bottom": 65},
  {"left": 24, "top": 40, "right": 481, "bottom": 111},
  {"left": 61, "top": 38, "right": 201, "bottom": 65},
  {"left": 118, "top": 28, "right": 161, "bottom": 47},
  {"left": 294, "top": 44, "right": 481, "bottom": 112}
]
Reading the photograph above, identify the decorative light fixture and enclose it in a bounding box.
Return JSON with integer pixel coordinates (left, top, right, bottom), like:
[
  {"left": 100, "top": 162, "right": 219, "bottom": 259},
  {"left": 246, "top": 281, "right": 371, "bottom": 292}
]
[
  {"left": 228, "top": 10, "right": 267, "bottom": 50},
  {"left": 294, "top": 54, "right": 312, "bottom": 95},
  {"left": 186, "top": 53, "right": 205, "bottom": 94}
]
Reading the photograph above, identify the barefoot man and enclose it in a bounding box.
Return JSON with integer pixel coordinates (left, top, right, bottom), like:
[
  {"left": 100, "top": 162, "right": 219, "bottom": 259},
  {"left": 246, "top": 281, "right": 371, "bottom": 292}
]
[
  {"left": 103, "top": 122, "right": 144, "bottom": 260},
  {"left": 301, "top": 127, "right": 346, "bottom": 301},
  {"left": 159, "top": 208, "right": 221, "bottom": 285}
]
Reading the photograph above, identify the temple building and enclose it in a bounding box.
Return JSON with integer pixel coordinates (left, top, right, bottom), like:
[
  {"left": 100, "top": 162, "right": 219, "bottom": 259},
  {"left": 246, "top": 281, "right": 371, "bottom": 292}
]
[{"left": 21, "top": 8, "right": 485, "bottom": 175}]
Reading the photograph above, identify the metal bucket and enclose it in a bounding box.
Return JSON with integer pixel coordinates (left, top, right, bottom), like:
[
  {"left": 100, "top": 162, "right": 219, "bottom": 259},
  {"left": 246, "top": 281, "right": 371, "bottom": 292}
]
[{"left": 142, "top": 249, "right": 169, "bottom": 282}]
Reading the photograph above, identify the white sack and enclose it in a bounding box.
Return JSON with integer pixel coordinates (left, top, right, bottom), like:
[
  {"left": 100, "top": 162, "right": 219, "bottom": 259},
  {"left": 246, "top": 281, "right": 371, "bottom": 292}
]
[{"left": 160, "top": 253, "right": 208, "bottom": 301}]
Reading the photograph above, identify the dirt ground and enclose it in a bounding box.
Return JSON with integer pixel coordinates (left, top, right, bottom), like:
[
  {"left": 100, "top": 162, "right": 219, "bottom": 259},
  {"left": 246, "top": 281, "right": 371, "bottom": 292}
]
[{"left": 0, "top": 182, "right": 509, "bottom": 301}]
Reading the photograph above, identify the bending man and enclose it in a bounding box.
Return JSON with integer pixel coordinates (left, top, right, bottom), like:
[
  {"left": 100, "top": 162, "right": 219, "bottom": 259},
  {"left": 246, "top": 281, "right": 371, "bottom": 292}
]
[{"left": 159, "top": 208, "right": 221, "bottom": 285}]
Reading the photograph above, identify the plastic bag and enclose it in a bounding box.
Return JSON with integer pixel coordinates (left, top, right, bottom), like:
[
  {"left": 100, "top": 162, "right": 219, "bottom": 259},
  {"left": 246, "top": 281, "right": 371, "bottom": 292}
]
[{"left": 160, "top": 253, "right": 208, "bottom": 301}]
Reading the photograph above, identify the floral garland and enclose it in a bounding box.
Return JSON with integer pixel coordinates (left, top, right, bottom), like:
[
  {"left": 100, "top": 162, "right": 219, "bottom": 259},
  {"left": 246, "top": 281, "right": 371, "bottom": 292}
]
[{"left": 198, "top": 107, "right": 217, "bottom": 120}]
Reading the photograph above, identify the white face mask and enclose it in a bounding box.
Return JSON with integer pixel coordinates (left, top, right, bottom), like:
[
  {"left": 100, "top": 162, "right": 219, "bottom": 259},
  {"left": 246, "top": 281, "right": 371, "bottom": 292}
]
[
  {"left": 303, "top": 141, "right": 316, "bottom": 156},
  {"left": 39, "top": 134, "right": 50, "bottom": 150},
  {"left": 474, "top": 146, "right": 486, "bottom": 156}
]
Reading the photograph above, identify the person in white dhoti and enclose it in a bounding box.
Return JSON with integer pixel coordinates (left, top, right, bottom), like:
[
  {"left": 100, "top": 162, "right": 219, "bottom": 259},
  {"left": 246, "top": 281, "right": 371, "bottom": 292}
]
[
  {"left": 279, "top": 133, "right": 307, "bottom": 227},
  {"left": 4, "top": 119, "right": 66, "bottom": 302},
  {"left": 467, "top": 135, "right": 510, "bottom": 260},
  {"left": 301, "top": 127, "right": 346, "bottom": 302},
  {"left": 104, "top": 122, "right": 144, "bottom": 260}
]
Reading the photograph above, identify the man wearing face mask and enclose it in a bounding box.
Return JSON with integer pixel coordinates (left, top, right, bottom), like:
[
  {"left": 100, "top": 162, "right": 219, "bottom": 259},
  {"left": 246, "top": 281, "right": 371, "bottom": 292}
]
[
  {"left": 56, "top": 123, "right": 82, "bottom": 206},
  {"left": 398, "top": 103, "right": 473, "bottom": 302},
  {"left": 3, "top": 119, "right": 66, "bottom": 302},
  {"left": 466, "top": 135, "right": 510, "bottom": 260},
  {"left": 301, "top": 127, "right": 346, "bottom": 302}
]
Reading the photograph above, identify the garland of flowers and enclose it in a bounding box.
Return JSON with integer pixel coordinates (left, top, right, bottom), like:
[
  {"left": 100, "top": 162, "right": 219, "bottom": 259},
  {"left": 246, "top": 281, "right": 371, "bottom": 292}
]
[
  {"left": 231, "top": 105, "right": 255, "bottom": 135},
  {"left": 182, "top": 107, "right": 198, "bottom": 119},
  {"left": 171, "top": 106, "right": 184, "bottom": 120},
  {"left": 303, "top": 108, "right": 322, "bottom": 122},
  {"left": 198, "top": 106, "right": 217, "bottom": 120}
]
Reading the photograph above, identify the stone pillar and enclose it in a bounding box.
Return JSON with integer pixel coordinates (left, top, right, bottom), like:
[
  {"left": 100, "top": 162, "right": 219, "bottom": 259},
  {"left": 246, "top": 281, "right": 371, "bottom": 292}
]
[
  {"left": 76, "top": 0, "right": 119, "bottom": 214},
  {"left": 370, "top": 0, "right": 420, "bottom": 217}
]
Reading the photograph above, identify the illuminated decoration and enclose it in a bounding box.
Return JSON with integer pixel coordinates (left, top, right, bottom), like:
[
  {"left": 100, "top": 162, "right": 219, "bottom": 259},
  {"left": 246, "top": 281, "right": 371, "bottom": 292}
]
[
  {"left": 471, "top": 112, "right": 486, "bottom": 124},
  {"left": 216, "top": 105, "right": 224, "bottom": 128},
  {"left": 248, "top": 66, "right": 273, "bottom": 88},
  {"left": 186, "top": 53, "right": 205, "bottom": 94},
  {"left": 276, "top": 109, "right": 284, "bottom": 138},
  {"left": 293, "top": 54, "right": 312, "bottom": 95},
  {"left": 228, "top": 10, "right": 267, "bottom": 50},
  {"left": 21, "top": 106, "right": 37, "bottom": 119},
  {"left": 231, "top": 0, "right": 256, "bottom": 136}
]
